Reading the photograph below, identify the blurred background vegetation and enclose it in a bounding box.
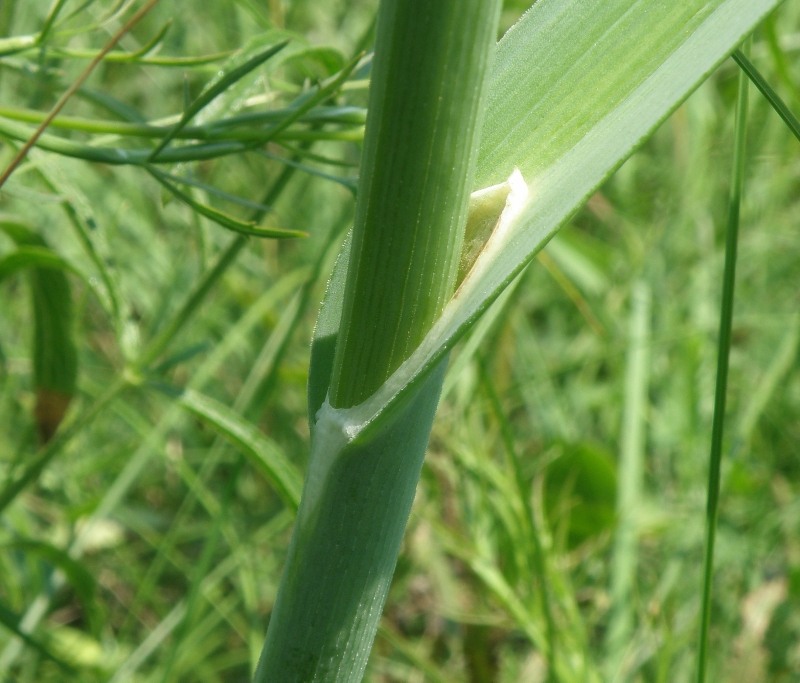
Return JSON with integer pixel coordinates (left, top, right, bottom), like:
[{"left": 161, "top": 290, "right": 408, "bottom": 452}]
[{"left": 0, "top": 1, "right": 798, "bottom": 681}]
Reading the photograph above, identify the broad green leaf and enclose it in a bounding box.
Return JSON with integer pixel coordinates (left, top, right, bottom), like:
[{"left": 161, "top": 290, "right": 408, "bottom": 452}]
[
  {"left": 313, "top": 0, "right": 784, "bottom": 443},
  {"left": 0, "top": 219, "right": 78, "bottom": 442}
]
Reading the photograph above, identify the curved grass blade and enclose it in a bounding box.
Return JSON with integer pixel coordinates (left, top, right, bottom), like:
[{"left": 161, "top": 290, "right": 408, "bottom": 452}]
[
  {"left": 178, "top": 389, "right": 302, "bottom": 511},
  {"left": 146, "top": 166, "right": 306, "bottom": 238},
  {"left": 0, "top": 246, "right": 82, "bottom": 281}
]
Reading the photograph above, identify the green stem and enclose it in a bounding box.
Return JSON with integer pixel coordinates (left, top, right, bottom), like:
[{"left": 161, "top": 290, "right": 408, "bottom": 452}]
[
  {"left": 255, "top": 1, "right": 501, "bottom": 680},
  {"left": 330, "top": 0, "right": 501, "bottom": 407},
  {"left": 696, "top": 47, "right": 749, "bottom": 683}
]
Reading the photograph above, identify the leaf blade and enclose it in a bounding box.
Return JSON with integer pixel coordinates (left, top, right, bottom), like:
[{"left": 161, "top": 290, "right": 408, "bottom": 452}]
[{"left": 321, "top": 0, "right": 784, "bottom": 438}]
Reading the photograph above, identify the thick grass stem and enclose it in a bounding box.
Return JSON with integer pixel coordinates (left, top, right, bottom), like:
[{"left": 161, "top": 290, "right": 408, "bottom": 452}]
[
  {"left": 330, "top": 0, "right": 501, "bottom": 407},
  {"left": 255, "top": 0, "right": 501, "bottom": 680}
]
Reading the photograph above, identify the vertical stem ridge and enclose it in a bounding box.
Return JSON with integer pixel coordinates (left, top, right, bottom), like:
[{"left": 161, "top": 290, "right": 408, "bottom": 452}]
[{"left": 331, "top": 0, "right": 501, "bottom": 407}]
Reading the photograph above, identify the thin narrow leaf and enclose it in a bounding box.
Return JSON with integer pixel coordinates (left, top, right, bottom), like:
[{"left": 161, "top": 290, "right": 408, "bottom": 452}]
[
  {"left": 258, "top": 150, "right": 357, "bottom": 193},
  {"left": 733, "top": 48, "right": 800, "bottom": 141},
  {"left": 697, "top": 46, "right": 750, "bottom": 683},
  {"left": 148, "top": 40, "right": 289, "bottom": 160},
  {"left": 142, "top": 169, "right": 273, "bottom": 213},
  {"left": 146, "top": 167, "right": 306, "bottom": 239},
  {"left": 179, "top": 389, "right": 302, "bottom": 511}
]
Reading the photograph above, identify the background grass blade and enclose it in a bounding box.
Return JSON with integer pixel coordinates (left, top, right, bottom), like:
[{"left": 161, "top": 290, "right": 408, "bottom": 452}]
[
  {"left": 697, "top": 46, "right": 750, "bottom": 683},
  {"left": 178, "top": 389, "right": 302, "bottom": 511},
  {"left": 732, "top": 49, "right": 800, "bottom": 141},
  {"left": 606, "top": 281, "right": 651, "bottom": 680}
]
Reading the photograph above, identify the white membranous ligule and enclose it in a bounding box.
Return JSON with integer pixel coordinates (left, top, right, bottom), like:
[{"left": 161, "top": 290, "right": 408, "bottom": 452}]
[
  {"left": 458, "top": 176, "right": 514, "bottom": 281},
  {"left": 457, "top": 168, "right": 529, "bottom": 293},
  {"left": 313, "top": 168, "right": 530, "bottom": 456}
]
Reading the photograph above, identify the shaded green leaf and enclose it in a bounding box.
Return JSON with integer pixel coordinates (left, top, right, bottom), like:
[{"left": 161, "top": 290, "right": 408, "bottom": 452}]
[
  {"left": 0, "top": 219, "right": 78, "bottom": 442},
  {"left": 0, "top": 602, "right": 77, "bottom": 674},
  {"left": 308, "top": 231, "right": 350, "bottom": 425}
]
